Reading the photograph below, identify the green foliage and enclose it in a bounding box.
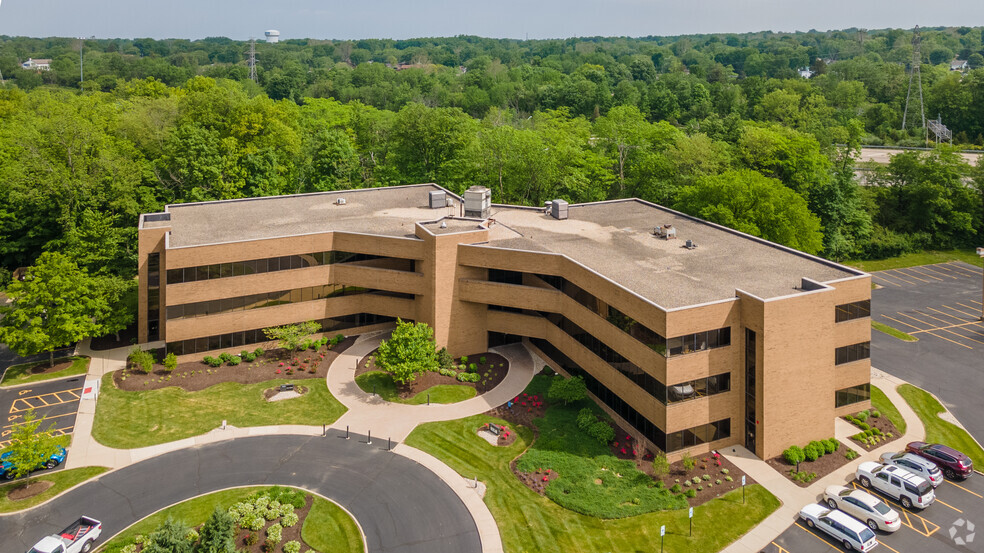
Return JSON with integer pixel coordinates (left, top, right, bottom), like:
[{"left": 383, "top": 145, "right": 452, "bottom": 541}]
[
  {"left": 547, "top": 375, "right": 588, "bottom": 405},
  {"left": 436, "top": 347, "right": 454, "bottom": 371},
  {"left": 803, "top": 443, "right": 820, "bottom": 462},
  {"left": 374, "top": 319, "right": 439, "bottom": 385},
  {"left": 262, "top": 321, "right": 321, "bottom": 355},
  {"left": 163, "top": 353, "right": 178, "bottom": 373},
  {"left": 845, "top": 450, "right": 860, "bottom": 460},
  {"left": 194, "top": 506, "right": 235, "bottom": 553},
  {"left": 227, "top": 356, "right": 241, "bottom": 366},
  {"left": 576, "top": 408, "right": 596, "bottom": 430},
  {"left": 782, "top": 446, "right": 805, "bottom": 467},
  {"left": 129, "top": 347, "right": 156, "bottom": 374},
  {"left": 2, "top": 409, "right": 61, "bottom": 479},
  {"left": 143, "top": 518, "right": 192, "bottom": 553},
  {"left": 283, "top": 541, "right": 301, "bottom": 553},
  {"left": 586, "top": 420, "right": 616, "bottom": 444},
  {"left": 681, "top": 451, "right": 696, "bottom": 472},
  {"left": 203, "top": 356, "right": 222, "bottom": 368}
]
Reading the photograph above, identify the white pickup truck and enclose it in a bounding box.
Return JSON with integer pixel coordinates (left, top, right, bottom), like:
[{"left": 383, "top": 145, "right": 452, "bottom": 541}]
[{"left": 27, "top": 516, "right": 102, "bottom": 553}]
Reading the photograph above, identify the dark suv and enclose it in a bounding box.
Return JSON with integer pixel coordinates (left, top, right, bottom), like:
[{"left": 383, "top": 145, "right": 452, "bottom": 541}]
[{"left": 905, "top": 442, "right": 973, "bottom": 479}]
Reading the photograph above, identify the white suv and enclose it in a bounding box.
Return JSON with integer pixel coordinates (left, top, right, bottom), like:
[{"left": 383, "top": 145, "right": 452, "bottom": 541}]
[
  {"left": 799, "top": 503, "right": 879, "bottom": 551},
  {"left": 857, "top": 462, "right": 935, "bottom": 509}
]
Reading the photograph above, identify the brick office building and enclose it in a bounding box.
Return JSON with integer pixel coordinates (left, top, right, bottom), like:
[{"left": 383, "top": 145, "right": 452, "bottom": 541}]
[{"left": 138, "top": 183, "right": 872, "bottom": 460}]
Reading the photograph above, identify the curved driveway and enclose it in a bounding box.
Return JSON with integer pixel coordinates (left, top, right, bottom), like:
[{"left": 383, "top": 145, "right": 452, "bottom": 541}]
[{"left": 0, "top": 435, "right": 481, "bottom": 553}]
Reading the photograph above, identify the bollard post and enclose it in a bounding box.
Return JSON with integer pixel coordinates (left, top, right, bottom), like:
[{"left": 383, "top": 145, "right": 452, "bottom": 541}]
[
  {"left": 388, "top": 437, "right": 391, "bottom": 451},
  {"left": 367, "top": 429, "right": 372, "bottom": 445},
  {"left": 474, "top": 476, "right": 478, "bottom": 488},
  {"left": 345, "top": 425, "right": 350, "bottom": 439},
  {"left": 322, "top": 423, "right": 326, "bottom": 437},
  {"left": 427, "top": 393, "right": 430, "bottom": 406},
  {"left": 372, "top": 383, "right": 376, "bottom": 396}
]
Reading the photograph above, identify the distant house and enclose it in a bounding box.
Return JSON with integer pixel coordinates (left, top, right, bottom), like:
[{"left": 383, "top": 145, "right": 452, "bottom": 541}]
[
  {"left": 950, "top": 59, "right": 969, "bottom": 71},
  {"left": 21, "top": 58, "right": 51, "bottom": 71},
  {"left": 798, "top": 67, "right": 814, "bottom": 79}
]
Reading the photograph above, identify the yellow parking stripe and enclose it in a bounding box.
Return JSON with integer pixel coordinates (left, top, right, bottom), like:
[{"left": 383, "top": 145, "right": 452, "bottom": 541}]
[
  {"left": 882, "top": 314, "right": 926, "bottom": 331},
  {"left": 934, "top": 498, "right": 963, "bottom": 513},
  {"left": 945, "top": 263, "right": 983, "bottom": 277},
  {"left": 1, "top": 412, "right": 75, "bottom": 429},
  {"left": 879, "top": 542, "right": 902, "bottom": 553},
  {"left": 881, "top": 271, "right": 919, "bottom": 285},
  {"left": 8, "top": 388, "right": 83, "bottom": 413},
  {"left": 925, "top": 306, "right": 974, "bottom": 323},
  {"left": 899, "top": 312, "right": 983, "bottom": 346},
  {"left": 916, "top": 265, "right": 959, "bottom": 279},
  {"left": 850, "top": 482, "right": 941, "bottom": 537},
  {"left": 903, "top": 266, "right": 945, "bottom": 280},
  {"left": 946, "top": 480, "right": 983, "bottom": 498},
  {"left": 940, "top": 304, "right": 982, "bottom": 318},
  {"left": 874, "top": 272, "right": 911, "bottom": 286},
  {"left": 770, "top": 542, "right": 791, "bottom": 553},
  {"left": 793, "top": 523, "right": 840, "bottom": 551},
  {"left": 873, "top": 276, "right": 902, "bottom": 287},
  {"left": 893, "top": 268, "right": 933, "bottom": 283},
  {"left": 909, "top": 320, "right": 984, "bottom": 334}
]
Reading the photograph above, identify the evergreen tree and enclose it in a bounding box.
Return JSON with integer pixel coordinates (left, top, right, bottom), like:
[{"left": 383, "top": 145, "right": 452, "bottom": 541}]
[{"left": 195, "top": 506, "right": 235, "bottom": 553}]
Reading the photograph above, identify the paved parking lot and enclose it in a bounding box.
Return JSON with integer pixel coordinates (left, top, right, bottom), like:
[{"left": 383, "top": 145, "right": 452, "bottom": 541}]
[
  {"left": 765, "top": 472, "right": 983, "bottom": 553},
  {"left": 870, "top": 261, "right": 984, "bottom": 442},
  {"left": 0, "top": 376, "right": 83, "bottom": 448}
]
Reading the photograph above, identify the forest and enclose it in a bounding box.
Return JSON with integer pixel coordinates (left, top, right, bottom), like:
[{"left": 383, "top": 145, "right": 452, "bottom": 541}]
[{"left": 0, "top": 27, "right": 982, "bottom": 335}]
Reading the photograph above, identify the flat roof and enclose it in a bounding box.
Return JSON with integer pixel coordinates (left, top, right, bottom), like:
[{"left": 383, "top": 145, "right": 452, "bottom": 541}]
[
  {"left": 161, "top": 184, "right": 461, "bottom": 248},
  {"left": 483, "top": 200, "right": 860, "bottom": 309},
  {"left": 149, "top": 185, "right": 863, "bottom": 309}
]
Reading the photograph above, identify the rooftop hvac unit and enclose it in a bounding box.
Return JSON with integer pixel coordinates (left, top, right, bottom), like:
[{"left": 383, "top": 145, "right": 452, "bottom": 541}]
[
  {"left": 464, "top": 186, "right": 491, "bottom": 218},
  {"left": 685, "top": 239, "right": 697, "bottom": 249},
  {"left": 550, "top": 199, "right": 568, "bottom": 220},
  {"left": 335, "top": 198, "right": 346, "bottom": 205},
  {"left": 654, "top": 224, "right": 676, "bottom": 239},
  {"left": 429, "top": 190, "right": 447, "bottom": 209}
]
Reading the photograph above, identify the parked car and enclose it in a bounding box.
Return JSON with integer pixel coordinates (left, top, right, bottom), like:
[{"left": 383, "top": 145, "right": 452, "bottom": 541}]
[
  {"left": 880, "top": 452, "right": 943, "bottom": 487},
  {"left": 799, "top": 503, "right": 879, "bottom": 552},
  {"left": 905, "top": 441, "right": 973, "bottom": 480},
  {"left": 27, "top": 516, "right": 101, "bottom": 553},
  {"left": 856, "top": 462, "right": 935, "bottom": 509},
  {"left": 823, "top": 485, "right": 901, "bottom": 532},
  {"left": 1, "top": 446, "right": 67, "bottom": 480}
]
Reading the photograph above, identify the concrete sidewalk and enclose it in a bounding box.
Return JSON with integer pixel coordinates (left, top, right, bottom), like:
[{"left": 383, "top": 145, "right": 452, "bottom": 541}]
[{"left": 721, "top": 368, "right": 927, "bottom": 553}]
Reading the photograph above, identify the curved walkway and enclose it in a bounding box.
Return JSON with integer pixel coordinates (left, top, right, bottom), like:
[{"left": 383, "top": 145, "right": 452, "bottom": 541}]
[
  {"left": 0, "top": 435, "right": 480, "bottom": 553},
  {"left": 327, "top": 332, "right": 536, "bottom": 442}
]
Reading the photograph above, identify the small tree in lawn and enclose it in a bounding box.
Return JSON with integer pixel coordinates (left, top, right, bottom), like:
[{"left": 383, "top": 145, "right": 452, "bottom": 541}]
[
  {"left": 195, "top": 506, "right": 235, "bottom": 553},
  {"left": 652, "top": 452, "right": 670, "bottom": 478},
  {"left": 547, "top": 375, "right": 587, "bottom": 405},
  {"left": 143, "top": 518, "right": 192, "bottom": 553},
  {"left": 374, "top": 319, "right": 439, "bottom": 385},
  {"left": 3, "top": 409, "right": 60, "bottom": 480},
  {"left": 262, "top": 321, "right": 321, "bottom": 358}
]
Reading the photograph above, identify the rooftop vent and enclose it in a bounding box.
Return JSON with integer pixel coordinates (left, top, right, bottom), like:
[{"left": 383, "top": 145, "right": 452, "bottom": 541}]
[
  {"left": 684, "top": 239, "right": 697, "bottom": 249},
  {"left": 429, "top": 190, "right": 447, "bottom": 209},
  {"left": 550, "top": 199, "right": 569, "bottom": 220},
  {"left": 464, "top": 186, "right": 491, "bottom": 219},
  {"left": 654, "top": 224, "right": 677, "bottom": 239},
  {"left": 440, "top": 221, "right": 448, "bottom": 229},
  {"left": 335, "top": 198, "right": 347, "bottom": 205}
]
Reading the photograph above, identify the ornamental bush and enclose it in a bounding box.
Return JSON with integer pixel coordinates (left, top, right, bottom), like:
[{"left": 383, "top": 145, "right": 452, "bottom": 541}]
[
  {"left": 856, "top": 410, "right": 869, "bottom": 422},
  {"left": 227, "top": 356, "right": 241, "bottom": 366},
  {"left": 576, "top": 408, "right": 595, "bottom": 430},
  {"left": 163, "top": 353, "right": 177, "bottom": 373},
  {"left": 685, "top": 489, "right": 697, "bottom": 498},
  {"left": 808, "top": 441, "right": 825, "bottom": 457},
  {"left": 129, "top": 347, "right": 155, "bottom": 373},
  {"left": 281, "top": 512, "right": 299, "bottom": 527},
  {"left": 587, "top": 420, "right": 615, "bottom": 444},
  {"left": 783, "top": 446, "right": 805, "bottom": 467},
  {"left": 803, "top": 443, "right": 820, "bottom": 462},
  {"left": 184, "top": 529, "right": 199, "bottom": 543},
  {"left": 547, "top": 375, "right": 588, "bottom": 405},
  {"left": 254, "top": 348, "right": 265, "bottom": 356},
  {"left": 871, "top": 409, "right": 881, "bottom": 418},
  {"left": 283, "top": 541, "right": 301, "bottom": 553},
  {"left": 266, "top": 523, "right": 282, "bottom": 544},
  {"left": 121, "top": 545, "right": 137, "bottom": 553},
  {"left": 671, "top": 483, "right": 682, "bottom": 493},
  {"left": 823, "top": 439, "right": 838, "bottom": 454},
  {"left": 219, "top": 353, "right": 232, "bottom": 363}
]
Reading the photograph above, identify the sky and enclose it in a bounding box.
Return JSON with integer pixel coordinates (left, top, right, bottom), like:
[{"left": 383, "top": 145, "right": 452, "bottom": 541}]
[{"left": 1, "top": 0, "right": 984, "bottom": 41}]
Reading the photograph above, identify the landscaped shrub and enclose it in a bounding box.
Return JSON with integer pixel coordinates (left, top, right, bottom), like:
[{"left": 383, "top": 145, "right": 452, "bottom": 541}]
[
  {"left": 133, "top": 535, "right": 145, "bottom": 545},
  {"left": 261, "top": 540, "right": 276, "bottom": 553},
  {"left": 845, "top": 450, "right": 859, "bottom": 460},
  {"left": 803, "top": 444, "right": 820, "bottom": 462},
  {"left": 243, "top": 352, "right": 257, "bottom": 362},
  {"left": 219, "top": 353, "right": 232, "bottom": 363},
  {"left": 227, "top": 356, "right": 241, "bottom": 366},
  {"left": 281, "top": 512, "right": 299, "bottom": 527},
  {"left": 460, "top": 355, "right": 468, "bottom": 363},
  {"left": 468, "top": 363, "right": 478, "bottom": 372},
  {"left": 203, "top": 356, "right": 222, "bottom": 367},
  {"left": 783, "top": 446, "right": 805, "bottom": 467},
  {"left": 670, "top": 483, "right": 682, "bottom": 493},
  {"left": 586, "top": 420, "right": 615, "bottom": 444},
  {"left": 701, "top": 474, "right": 710, "bottom": 481},
  {"left": 823, "top": 439, "right": 838, "bottom": 454},
  {"left": 437, "top": 347, "right": 454, "bottom": 371},
  {"left": 121, "top": 545, "right": 137, "bottom": 553},
  {"left": 576, "top": 408, "right": 595, "bottom": 430},
  {"left": 682, "top": 480, "right": 691, "bottom": 487},
  {"left": 725, "top": 476, "right": 733, "bottom": 482},
  {"left": 184, "top": 529, "right": 199, "bottom": 543},
  {"left": 681, "top": 452, "right": 696, "bottom": 472},
  {"left": 856, "top": 410, "right": 869, "bottom": 422},
  {"left": 266, "top": 523, "right": 282, "bottom": 544},
  {"left": 254, "top": 347, "right": 265, "bottom": 356},
  {"left": 808, "top": 441, "right": 825, "bottom": 457},
  {"left": 456, "top": 371, "right": 479, "bottom": 382},
  {"left": 243, "top": 533, "right": 258, "bottom": 546},
  {"left": 547, "top": 375, "right": 588, "bottom": 405},
  {"left": 129, "top": 347, "right": 155, "bottom": 373},
  {"left": 331, "top": 334, "right": 345, "bottom": 346},
  {"left": 691, "top": 477, "right": 702, "bottom": 485},
  {"left": 652, "top": 453, "right": 670, "bottom": 478},
  {"left": 439, "top": 367, "right": 457, "bottom": 377},
  {"left": 283, "top": 541, "right": 301, "bottom": 553},
  {"left": 479, "top": 356, "right": 487, "bottom": 364},
  {"left": 685, "top": 489, "right": 697, "bottom": 498},
  {"left": 163, "top": 352, "right": 177, "bottom": 373}
]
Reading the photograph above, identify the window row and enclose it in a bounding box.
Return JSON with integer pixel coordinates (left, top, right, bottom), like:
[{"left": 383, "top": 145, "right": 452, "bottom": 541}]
[
  {"left": 665, "top": 419, "right": 731, "bottom": 453},
  {"left": 836, "top": 300, "right": 871, "bottom": 323},
  {"left": 165, "top": 285, "right": 414, "bottom": 320},
  {"left": 835, "top": 383, "right": 871, "bottom": 408},
  {"left": 166, "top": 313, "right": 397, "bottom": 355},
  {"left": 666, "top": 328, "right": 731, "bottom": 357},
  {"left": 667, "top": 373, "right": 731, "bottom": 404},
  {"left": 165, "top": 251, "right": 415, "bottom": 285},
  {"left": 835, "top": 341, "right": 871, "bottom": 365}
]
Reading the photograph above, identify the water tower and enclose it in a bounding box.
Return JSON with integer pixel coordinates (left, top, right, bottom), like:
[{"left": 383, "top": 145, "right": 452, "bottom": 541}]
[{"left": 265, "top": 30, "right": 280, "bottom": 43}]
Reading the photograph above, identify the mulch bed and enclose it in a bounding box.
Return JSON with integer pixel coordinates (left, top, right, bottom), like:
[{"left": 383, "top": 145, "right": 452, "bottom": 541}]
[
  {"left": 356, "top": 351, "right": 509, "bottom": 397},
  {"left": 3, "top": 357, "right": 83, "bottom": 380},
  {"left": 842, "top": 414, "right": 902, "bottom": 452},
  {"left": 476, "top": 422, "right": 518, "bottom": 447},
  {"left": 114, "top": 337, "right": 354, "bottom": 392},
  {"left": 484, "top": 390, "right": 549, "bottom": 428},
  {"left": 262, "top": 385, "right": 308, "bottom": 400},
  {"left": 6, "top": 480, "right": 54, "bottom": 501},
  {"left": 766, "top": 440, "right": 853, "bottom": 488},
  {"left": 514, "top": 466, "right": 560, "bottom": 494},
  {"left": 89, "top": 323, "right": 138, "bottom": 351}
]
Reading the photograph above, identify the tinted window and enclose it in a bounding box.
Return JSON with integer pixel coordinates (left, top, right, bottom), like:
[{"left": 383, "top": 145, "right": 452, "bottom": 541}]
[
  {"left": 859, "top": 528, "right": 875, "bottom": 542},
  {"left": 916, "top": 481, "right": 931, "bottom": 496},
  {"left": 873, "top": 502, "right": 890, "bottom": 515}
]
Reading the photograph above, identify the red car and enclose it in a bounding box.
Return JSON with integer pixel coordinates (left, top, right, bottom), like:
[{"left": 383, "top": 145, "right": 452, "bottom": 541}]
[{"left": 905, "top": 442, "right": 973, "bottom": 480}]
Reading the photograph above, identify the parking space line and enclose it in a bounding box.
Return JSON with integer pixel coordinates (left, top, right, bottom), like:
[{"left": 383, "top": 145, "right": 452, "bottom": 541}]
[
  {"left": 898, "top": 312, "right": 982, "bottom": 346},
  {"left": 874, "top": 272, "right": 912, "bottom": 286},
  {"left": 916, "top": 265, "right": 960, "bottom": 279},
  {"left": 793, "top": 523, "right": 840, "bottom": 551},
  {"left": 9, "top": 388, "right": 83, "bottom": 413},
  {"left": 909, "top": 320, "right": 984, "bottom": 334},
  {"left": 893, "top": 268, "right": 934, "bottom": 283},
  {"left": 1, "top": 412, "right": 76, "bottom": 429},
  {"left": 881, "top": 271, "right": 919, "bottom": 285},
  {"left": 942, "top": 263, "right": 982, "bottom": 277},
  {"left": 882, "top": 314, "right": 927, "bottom": 331},
  {"left": 957, "top": 302, "right": 983, "bottom": 312},
  {"left": 940, "top": 304, "right": 982, "bottom": 319},
  {"left": 934, "top": 498, "right": 963, "bottom": 513},
  {"left": 850, "top": 482, "right": 941, "bottom": 537},
  {"left": 903, "top": 266, "right": 946, "bottom": 281},
  {"left": 926, "top": 263, "right": 971, "bottom": 277},
  {"left": 878, "top": 541, "right": 901, "bottom": 553},
  {"left": 946, "top": 480, "right": 983, "bottom": 498},
  {"left": 770, "top": 542, "right": 791, "bottom": 553},
  {"left": 925, "top": 306, "right": 975, "bottom": 323},
  {"left": 873, "top": 276, "right": 902, "bottom": 287}
]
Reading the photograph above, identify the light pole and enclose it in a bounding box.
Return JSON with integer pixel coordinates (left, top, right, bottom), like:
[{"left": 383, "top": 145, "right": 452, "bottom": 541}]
[{"left": 978, "top": 247, "right": 984, "bottom": 321}]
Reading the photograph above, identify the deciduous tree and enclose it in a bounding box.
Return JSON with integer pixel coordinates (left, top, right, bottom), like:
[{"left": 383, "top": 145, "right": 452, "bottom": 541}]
[
  {"left": 3, "top": 409, "right": 60, "bottom": 480},
  {"left": 374, "top": 319, "right": 439, "bottom": 385}
]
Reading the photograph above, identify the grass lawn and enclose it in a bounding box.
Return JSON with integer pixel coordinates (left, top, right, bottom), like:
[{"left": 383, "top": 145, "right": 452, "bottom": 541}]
[
  {"left": 0, "top": 466, "right": 108, "bottom": 513},
  {"left": 406, "top": 412, "right": 779, "bottom": 553},
  {"left": 871, "top": 321, "right": 917, "bottom": 342},
  {"left": 1, "top": 356, "right": 90, "bottom": 387},
  {"left": 92, "top": 373, "right": 347, "bottom": 449},
  {"left": 355, "top": 371, "right": 476, "bottom": 405},
  {"left": 846, "top": 249, "right": 983, "bottom": 272},
  {"left": 870, "top": 385, "right": 907, "bottom": 435},
  {"left": 897, "top": 384, "right": 984, "bottom": 468},
  {"left": 98, "top": 486, "right": 363, "bottom": 553},
  {"left": 301, "top": 495, "right": 364, "bottom": 553}
]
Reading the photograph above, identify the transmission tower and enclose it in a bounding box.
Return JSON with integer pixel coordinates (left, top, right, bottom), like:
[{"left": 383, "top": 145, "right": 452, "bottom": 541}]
[
  {"left": 247, "top": 38, "right": 258, "bottom": 82},
  {"left": 858, "top": 28, "right": 866, "bottom": 54},
  {"left": 902, "top": 26, "right": 925, "bottom": 132}
]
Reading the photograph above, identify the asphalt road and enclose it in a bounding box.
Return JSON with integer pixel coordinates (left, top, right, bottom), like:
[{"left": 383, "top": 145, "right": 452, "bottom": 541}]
[
  {"left": 765, "top": 472, "right": 984, "bottom": 553},
  {"left": 0, "top": 376, "right": 84, "bottom": 448},
  {"left": 869, "top": 261, "right": 984, "bottom": 443},
  {"left": 0, "top": 434, "right": 481, "bottom": 553}
]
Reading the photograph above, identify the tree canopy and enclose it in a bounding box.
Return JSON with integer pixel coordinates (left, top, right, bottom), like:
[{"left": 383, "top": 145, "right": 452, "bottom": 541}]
[{"left": 374, "top": 319, "right": 439, "bottom": 385}]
